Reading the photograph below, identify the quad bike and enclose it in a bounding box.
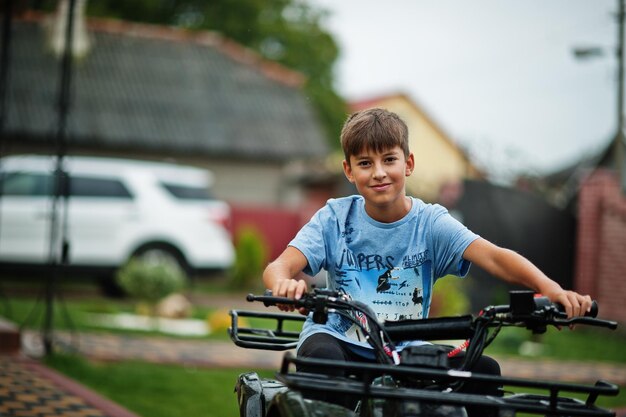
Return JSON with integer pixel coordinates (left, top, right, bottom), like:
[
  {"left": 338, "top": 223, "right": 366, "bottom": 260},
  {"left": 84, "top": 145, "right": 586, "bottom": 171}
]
[{"left": 229, "top": 289, "right": 620, "bottom": 417}]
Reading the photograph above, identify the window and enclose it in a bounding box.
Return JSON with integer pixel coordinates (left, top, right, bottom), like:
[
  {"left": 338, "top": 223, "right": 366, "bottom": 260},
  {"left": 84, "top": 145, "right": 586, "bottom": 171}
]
[
  {"left": 160, "top": 182, "right": 214, "bottom": 201},
  {"left": 0, "top": 172, "right": 132, "bottom": 199},
  {"left": 70, "top": 176, "right": 133, "bottom": 199},
  {"left": 0, "top": 172, "right": 53, "bottom": 196}
]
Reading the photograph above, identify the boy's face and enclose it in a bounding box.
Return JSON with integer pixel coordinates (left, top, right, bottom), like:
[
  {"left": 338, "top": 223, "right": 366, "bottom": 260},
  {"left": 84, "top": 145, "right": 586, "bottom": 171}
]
[{"left": 343, "top": 145, "right": 414, "bottom": 220}]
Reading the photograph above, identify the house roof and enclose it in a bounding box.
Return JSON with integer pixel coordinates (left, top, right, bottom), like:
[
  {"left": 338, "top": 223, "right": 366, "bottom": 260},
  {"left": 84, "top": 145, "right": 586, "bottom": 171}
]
[
  {"left": 351, "top": 92, "right": 455, "bottom": 147},
  {"left": 350, "top": 92, "right": 484, "bottom": 178},
  {"left": 4, "top": 13, "right": 328, "bottom": 161}
]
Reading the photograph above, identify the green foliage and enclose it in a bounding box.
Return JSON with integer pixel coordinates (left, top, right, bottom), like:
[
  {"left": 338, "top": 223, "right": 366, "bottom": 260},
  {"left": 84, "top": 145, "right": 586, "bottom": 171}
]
[
  {"left": 115, "top": 259, "right": 186, "bottom": 304},
  {"left": 304, "top": 80, "right": 348, "bottom": 147},
  {"left": 430, "top": 276, "right": 471, "bottom": 317},
  {"left": 229, "top": 226, "right": 268, "bottom": 291}
]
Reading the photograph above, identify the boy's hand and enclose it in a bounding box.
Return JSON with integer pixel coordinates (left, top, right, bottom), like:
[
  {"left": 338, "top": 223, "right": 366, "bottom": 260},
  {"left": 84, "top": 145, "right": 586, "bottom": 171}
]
[
  {"left": 263, "top": 246, "right": 308, "bottom": 314},
  {"left": 262, "top": 247, "right": 310, "bottom": 315},
  {"left": 272, "top": 278, "right": 308, "bottom": 314},
  {"left": 543, "top": 288, "right": 593, "bottom": 319}
]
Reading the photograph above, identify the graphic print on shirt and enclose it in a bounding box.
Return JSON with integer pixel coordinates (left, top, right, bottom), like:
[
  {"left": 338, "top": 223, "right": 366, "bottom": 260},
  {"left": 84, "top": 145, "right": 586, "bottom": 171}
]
[
  {"left": 376, "top": 267, "right": 399, "bottom": 292},
  {"left": 332, "top": 246, "right": 432, "bottom": 328},
  {"left": 341, "top": 219, "right": 355, "bottom": 244},
  {"left": 412, "top": 287, "right": 423, "bottom": 305}
]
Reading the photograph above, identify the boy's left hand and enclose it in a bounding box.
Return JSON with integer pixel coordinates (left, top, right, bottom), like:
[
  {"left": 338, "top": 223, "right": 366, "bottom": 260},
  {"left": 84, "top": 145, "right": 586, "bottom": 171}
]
[{"left": 543, "top": 288, "right": 593, "bottom": 319}]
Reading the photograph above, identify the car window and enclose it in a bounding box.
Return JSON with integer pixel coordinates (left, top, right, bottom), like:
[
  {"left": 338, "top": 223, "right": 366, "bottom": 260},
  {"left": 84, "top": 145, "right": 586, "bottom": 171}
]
[
  {"left": 160, "top": 182, "right": 214, "bottom": 201},
  {"left": 70, "top": 176, "right": 133, "bottom": 199},
  {"left": 0, "top": 172, "right": 53, "bottom": 196}
]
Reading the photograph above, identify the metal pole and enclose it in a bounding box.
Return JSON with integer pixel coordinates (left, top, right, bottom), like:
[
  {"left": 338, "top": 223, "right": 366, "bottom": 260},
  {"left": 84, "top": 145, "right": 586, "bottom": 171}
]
[
  {"left": 0, "top": 0, "right": 13, "bottom": 137},
  {"left": 44, "top": 0, "right": 77, "bottom": 356},
  {"left": 617, "top": 0, "right": 626, "bottom": 192}
]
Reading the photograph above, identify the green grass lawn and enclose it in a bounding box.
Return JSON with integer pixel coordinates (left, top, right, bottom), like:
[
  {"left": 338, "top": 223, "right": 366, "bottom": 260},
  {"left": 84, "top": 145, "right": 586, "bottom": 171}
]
[
  {"left": 1, "top": 294, "right": 222, "bottom": 336},
  {"left": 46, "top": 353, "right": 625, "bottom": 417},
  {"left": 3, "top": 295, "right": 304, "bottom": 343},
  {"left": 45, "top": 353, "right": 274, "bottom": 417}
]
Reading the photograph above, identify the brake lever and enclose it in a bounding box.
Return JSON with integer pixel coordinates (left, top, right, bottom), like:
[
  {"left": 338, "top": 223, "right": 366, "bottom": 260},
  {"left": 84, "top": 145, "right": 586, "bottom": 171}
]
[
  {"left": 551, "top": 316, "right": 618, "bottom": 330},
  {"left": 545, "top": 300, "right": 617, "bottom": 329}
]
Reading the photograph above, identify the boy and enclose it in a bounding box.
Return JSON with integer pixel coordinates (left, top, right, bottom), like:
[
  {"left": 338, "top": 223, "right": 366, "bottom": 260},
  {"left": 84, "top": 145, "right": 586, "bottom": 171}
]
[{"left": 263, "top": 108, "right": 592, "bottom": 414}]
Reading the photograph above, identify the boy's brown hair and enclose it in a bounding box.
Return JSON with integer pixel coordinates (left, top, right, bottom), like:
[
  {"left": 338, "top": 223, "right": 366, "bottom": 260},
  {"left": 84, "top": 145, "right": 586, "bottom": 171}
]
[{"left": 340, "top": 108, "right": 410, "bottom": 162}]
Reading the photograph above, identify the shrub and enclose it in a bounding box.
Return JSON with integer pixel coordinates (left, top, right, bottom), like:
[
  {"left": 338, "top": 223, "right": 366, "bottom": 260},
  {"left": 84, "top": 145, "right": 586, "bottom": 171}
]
[
  {"left": 430, "top": 275, "right": 471, "bottom": 317},
  {"left": 115, "top": 259, "right": 186, "bottom": 307},
  {"left": 229, "top": 226, "right": 268, "bottom": 291}
]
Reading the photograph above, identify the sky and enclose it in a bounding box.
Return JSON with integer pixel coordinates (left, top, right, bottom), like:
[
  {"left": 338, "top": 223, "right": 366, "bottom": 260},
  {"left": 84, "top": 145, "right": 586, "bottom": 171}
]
[{"left": 307, "top": 0, "right": 619, "bottom": 182}]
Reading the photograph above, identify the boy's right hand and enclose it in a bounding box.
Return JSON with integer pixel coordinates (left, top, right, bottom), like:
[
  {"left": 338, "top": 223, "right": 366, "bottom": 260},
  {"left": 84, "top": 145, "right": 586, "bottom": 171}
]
[
  {"left": 262, "top": 247, "right": 311, "bottom": 314},
  {"left": 272, "top": 278, "right": 308, "bottom": 314}
]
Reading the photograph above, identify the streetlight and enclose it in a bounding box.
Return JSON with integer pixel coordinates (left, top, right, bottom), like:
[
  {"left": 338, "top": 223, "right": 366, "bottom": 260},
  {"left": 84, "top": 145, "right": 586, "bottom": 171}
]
[
  {"left": 618, "top": 0, "right": 625, "bottom": 193},
  {"left": 573, "top": 0, "right": 626, "bottom": 193},
  {"left": 615, "top": 0, "right": 625, "bottom": 194}
]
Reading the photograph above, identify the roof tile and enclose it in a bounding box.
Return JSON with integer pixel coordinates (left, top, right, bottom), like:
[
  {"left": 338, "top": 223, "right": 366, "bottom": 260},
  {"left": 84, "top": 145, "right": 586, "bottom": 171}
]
[{"left": 6, "top": 15, "right": 327, "bottom": 161}]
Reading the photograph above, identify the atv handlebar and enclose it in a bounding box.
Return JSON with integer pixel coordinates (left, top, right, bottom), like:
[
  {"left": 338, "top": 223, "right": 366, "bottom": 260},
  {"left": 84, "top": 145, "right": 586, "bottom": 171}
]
[
  {"left": 239, "top": 289, "right": 618, "bottom": 373},
  {"left": 480, "top": 290, "right": 616, "bottom": 332},
  {"left": 246, "top": 289, "right": 617, "bottom": 336}
]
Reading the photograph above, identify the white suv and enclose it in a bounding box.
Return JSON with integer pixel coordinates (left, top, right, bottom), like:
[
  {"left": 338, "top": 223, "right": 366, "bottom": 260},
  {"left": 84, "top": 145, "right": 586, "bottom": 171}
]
[{"left": 0, "top": 155, "right": 235, "bottom": 289}]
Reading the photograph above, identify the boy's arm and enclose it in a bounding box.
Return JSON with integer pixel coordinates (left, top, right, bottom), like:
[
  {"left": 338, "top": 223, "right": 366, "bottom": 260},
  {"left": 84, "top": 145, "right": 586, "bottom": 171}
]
[
  {"left": 463, "top": 238, "right": 592, "bottom": 318},
  {"left": 262, "top": 246, "right": 310, "bottom": 312}
]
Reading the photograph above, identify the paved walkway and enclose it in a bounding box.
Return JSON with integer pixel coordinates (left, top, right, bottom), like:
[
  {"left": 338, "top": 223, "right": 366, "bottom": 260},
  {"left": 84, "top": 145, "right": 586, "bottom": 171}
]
[
  {"left": 22, "top": 330, "right": 286, "bottom": 370},
  {"left": 1, "top": 353, "right": 141, "bottom": 417},
  {"left": 20, "top": 330, "right": 626, "bottom": 385}
]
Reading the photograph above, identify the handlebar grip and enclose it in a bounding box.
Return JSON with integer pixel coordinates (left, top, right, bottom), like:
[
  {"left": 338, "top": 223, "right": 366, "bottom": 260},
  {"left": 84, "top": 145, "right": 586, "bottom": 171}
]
[
  {"left": 531, "top": 294, "right": 598, "bottom": 318},
  {"left": 555, "top": 300, "right": 598, "bottom": 318},
  {"left": 247, "top": 291, "right": 293, "bottom": 308}
]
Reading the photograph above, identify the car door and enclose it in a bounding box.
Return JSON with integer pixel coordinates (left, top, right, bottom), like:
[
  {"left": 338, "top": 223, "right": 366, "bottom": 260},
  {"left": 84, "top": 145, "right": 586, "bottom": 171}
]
[
  {"left": 67, "top": 174, "right": 137, "bottom": 265},
  {"left": 0, "top": 171, "right": 54, "bottom": 263}
]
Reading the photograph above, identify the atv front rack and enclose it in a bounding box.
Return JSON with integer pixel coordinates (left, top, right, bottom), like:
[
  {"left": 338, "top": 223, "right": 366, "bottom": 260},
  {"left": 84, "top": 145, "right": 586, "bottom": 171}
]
[
  {"left": 229, "top": 310, "right": 305, "bottom": 351},
  {"left": 277, "top": 353, "right": 619, "bottom": 417}
]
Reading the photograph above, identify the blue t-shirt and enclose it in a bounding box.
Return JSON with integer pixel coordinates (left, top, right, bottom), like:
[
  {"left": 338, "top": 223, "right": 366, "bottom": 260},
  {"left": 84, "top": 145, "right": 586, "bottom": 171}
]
[{"left": 289, "top": 195, "right": 479, "bottom": 354}]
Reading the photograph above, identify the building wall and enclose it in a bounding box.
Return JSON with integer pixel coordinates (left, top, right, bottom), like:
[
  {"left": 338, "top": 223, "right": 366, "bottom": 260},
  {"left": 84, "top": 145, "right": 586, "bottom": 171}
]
[
  {"left": 196, "top": 160, "right": 286, "bottom": 206},
  {"left": 574, "top": 169, "right": 626, "bottom": 324}
]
